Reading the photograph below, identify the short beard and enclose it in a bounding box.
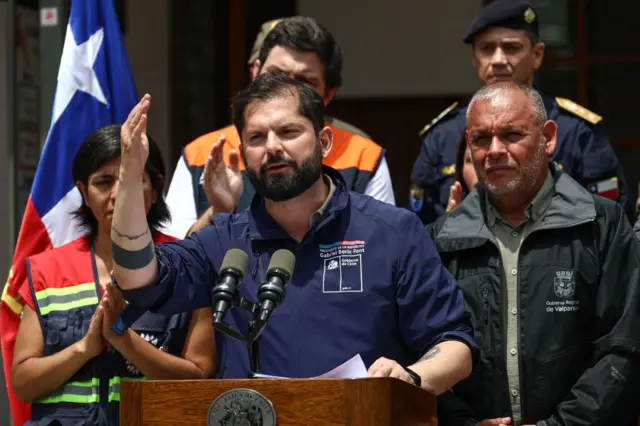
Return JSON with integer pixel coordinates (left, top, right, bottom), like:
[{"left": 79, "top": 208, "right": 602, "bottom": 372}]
[
  {"left": 245, "top": 141, "right": 323, "bottom": 202},
  {"left": 483, "top": 141, "right": 546, "bottom": 197}
]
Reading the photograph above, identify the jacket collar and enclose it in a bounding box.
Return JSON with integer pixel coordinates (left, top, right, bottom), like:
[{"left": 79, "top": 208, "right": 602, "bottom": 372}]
[
  {"left": 485, "top": 170, "right": 555, "bottom": 228},
  {"left": 434, "top": 165, "right": 596, "bottom": 253},
  {"left": 247, "top": 166, "right": 350, "bottom": 240}
]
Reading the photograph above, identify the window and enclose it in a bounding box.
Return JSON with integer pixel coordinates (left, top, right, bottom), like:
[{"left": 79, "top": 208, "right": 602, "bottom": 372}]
[{"left": 534, "top": 0, "right": 640, "bottom": 147}]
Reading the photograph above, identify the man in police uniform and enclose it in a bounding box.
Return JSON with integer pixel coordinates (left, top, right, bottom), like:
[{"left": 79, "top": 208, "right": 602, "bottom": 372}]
[
  {"left": 248, "top": 18, "right": 371, "bottom": 139},
  {"left": 409, "top": 0, "right": 628, "bottom": 224}
]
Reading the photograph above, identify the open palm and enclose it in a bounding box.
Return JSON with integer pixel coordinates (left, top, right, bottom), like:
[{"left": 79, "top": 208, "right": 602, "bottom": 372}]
[
  {"left": 203, "top": 135, "right": 243, "bottom": 213},
  {"left": 121, "top": 94, "right": 151, "bottom": 179}
]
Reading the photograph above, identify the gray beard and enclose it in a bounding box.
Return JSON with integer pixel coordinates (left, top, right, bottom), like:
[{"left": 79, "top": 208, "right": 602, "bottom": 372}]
[{"left": 484, "top": 143, "right": 546, "bottom": 196}]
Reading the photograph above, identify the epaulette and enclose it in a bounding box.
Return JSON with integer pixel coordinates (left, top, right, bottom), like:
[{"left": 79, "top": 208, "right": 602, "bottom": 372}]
[
  {"left": 418, "top": 102, "right": 459, "bottom": 137},
  {"left": 555, "top": 97, "right": 602, "bottom": 125}
]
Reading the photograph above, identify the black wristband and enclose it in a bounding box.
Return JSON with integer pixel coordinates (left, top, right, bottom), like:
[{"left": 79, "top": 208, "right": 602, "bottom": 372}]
[{"left": 402, "top": 366, "right": 421, "bottom": 387}]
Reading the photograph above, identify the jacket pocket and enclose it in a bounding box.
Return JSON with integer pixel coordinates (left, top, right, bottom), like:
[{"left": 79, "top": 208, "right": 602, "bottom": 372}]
[
  {"left": 44, "top": 314, "right": 69, "bottom": 352},
  {"left": 481, "top": 285, "right": 492, "bottom": 343},
  {"left": 452, "top": 358, "right": 496, "bottom": 421},
  {"left": 474, "top": 282, "right": 496, "bottom": 357},
  {"left": 531, "top": 346, "right": 587, "bottom": 419},
  {"left": 26, "top": 403, "right": 107, "bottom": 426}
]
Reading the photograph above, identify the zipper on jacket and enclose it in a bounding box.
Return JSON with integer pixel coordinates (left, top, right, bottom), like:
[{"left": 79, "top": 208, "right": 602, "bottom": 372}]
[
  {"left": 496, "top": 256, "right": 512, "bottom": 419},
  {"left": 482, "top": 285, "right": 490, "bottom": 326},
  {"left": 514, "top": 250, "right": 527, "bottom": 422},
  {"left": 514, "top": 217, "right": 594, "bottom": 421},
  {"left": 251, "top": 242, "right": 260, "bottom": 278}
]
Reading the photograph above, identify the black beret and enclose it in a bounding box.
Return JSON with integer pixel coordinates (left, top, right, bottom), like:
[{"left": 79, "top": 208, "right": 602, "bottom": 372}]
[{"left": 463, "top": 0, "right": 539, "bottom": 44}]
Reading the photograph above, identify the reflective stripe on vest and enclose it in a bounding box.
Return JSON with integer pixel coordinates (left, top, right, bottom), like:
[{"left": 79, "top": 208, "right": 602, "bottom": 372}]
[
  {"left": 35, "top": 282, "right": 100, "bottom": 315},
  {"left": 36, "top": 378, "right": 100, "bottom": 404},
  {"left": 108, "top": 377, "right": 120, "bottom": 402},
  {"left": 108, "top": 376, "right": 147, "bottom": 402}
]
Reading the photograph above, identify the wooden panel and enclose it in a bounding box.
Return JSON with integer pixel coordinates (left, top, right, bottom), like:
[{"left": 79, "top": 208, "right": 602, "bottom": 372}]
[
  {"left": 120, "top": 380, "right": 143, "bottom": 425},
  {"left": 389, "top": 379, "right": 438, "bottom": 426},
  {"left": 120, "top": 378, "right": 436, "bottom": 426},
  {"left": 575, "top": 0, "right": 588, "bottom": 105},
  {"left": 228, "top": 0, "right": 247, "bottom": 100},
  {"left": 168, "top": 1, "right": 218, "bottom": 166}
]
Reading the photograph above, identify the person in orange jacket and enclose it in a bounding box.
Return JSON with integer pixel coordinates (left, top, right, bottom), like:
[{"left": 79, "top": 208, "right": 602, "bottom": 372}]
[{"left": 165, "top": 16, "right": 395, "bottom": 238}]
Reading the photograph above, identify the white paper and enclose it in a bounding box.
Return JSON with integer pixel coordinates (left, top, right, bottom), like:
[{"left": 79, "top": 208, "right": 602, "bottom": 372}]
[
  {"left": 314, "top": 354, "right": 368, "bottom": 378},
  {"left": 251, "top": 373, "right": 289, "bottom": 379},
  {"left": 252, "top": 354, "right": 368, "bottom": 380}
]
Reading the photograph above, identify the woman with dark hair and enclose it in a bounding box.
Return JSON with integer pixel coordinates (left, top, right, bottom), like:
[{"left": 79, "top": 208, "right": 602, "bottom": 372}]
[
  {"left": 11, "top": 125, "right": 215, "bottom": 425},
  {"left": 445, "top": 133, "right": 478, "bottom": 213}
]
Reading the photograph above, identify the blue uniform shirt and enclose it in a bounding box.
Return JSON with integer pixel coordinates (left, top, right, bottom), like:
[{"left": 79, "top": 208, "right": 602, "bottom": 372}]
[
  {"left": 410, "top": 94, "right": 628, "bottom": 224},
  {"left": 119, "top": 167, "right": 476, "bottom": 378}
]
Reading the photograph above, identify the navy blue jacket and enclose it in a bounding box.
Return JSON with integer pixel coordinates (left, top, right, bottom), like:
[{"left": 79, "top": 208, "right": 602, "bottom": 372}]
[
  {"left": 410, "top": 94, "right": 628, "bottom": 224},
  {"left": 119, "top": 168, "right": 476, "bottom": 378}
]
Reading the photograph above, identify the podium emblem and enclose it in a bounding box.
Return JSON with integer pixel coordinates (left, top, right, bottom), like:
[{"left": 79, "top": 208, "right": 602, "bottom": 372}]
[{"left": 207, "top": 388, "right": 276, "bottom": 426}]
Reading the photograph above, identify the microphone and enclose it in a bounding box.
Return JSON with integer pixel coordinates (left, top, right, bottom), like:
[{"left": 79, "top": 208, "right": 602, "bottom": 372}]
[
  {"left": 255, "top": 249, "right": 296, "bottom": 324},
  {"left": 211, "top": 249, "right": 249, "bottom": 324}
]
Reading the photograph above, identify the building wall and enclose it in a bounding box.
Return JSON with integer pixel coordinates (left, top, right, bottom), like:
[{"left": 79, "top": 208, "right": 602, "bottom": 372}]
[
  {"left": 0, "top": 1, "right": 12, "bottom": 422},
  {"left": 297, "top": 0, "right": 481, "bottom": 97},
  {"left": 297, "top": 0, "right": 483, "bottom": 204},
  {"left": 124, "top": 0, "right": 173, "bottom": 181}
]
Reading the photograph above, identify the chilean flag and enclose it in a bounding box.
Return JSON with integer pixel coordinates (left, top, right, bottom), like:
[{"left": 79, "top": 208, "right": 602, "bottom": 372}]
[
  {"left": 0, "top": 1, "right": 137, "bottom": 423},
  {"left": 588, "top": 177, "right": 620, "bottom": 201}
]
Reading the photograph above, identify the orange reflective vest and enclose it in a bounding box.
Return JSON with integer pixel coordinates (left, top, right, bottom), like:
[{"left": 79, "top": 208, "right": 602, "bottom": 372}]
[{"left": 181, "top": 124, "right": 385, "bottom": 214}]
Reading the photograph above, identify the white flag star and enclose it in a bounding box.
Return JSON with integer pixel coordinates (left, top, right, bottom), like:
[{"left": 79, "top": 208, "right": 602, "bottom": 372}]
[{"left": 51, "top": 25, "right": 108, "bottom": 125}]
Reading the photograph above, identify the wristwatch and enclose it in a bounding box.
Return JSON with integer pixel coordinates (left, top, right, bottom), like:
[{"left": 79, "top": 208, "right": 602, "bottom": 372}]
[{"left": 402, "top": 366, "right": 421, "bottom": 387}]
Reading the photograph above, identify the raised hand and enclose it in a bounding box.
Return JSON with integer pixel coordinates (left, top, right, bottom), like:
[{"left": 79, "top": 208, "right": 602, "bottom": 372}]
[
  {"left": 446, "top": 181, "right": 464, "bottom": 213},
  {"left": 203, "top": 134, "right": 243, "bottom": 213},
  {"left": 120, "top": 94, "right": 151, "bottom": 180}
]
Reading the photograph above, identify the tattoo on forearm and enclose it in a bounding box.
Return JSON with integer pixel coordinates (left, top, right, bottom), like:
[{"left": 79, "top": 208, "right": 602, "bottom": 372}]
[
  {"left": 113, "top": 227, "right": 150, "bottom": 241},
  {"left": 421, "top": 346, "right": 441, "bottom": 361},
  {"left": 111, "top": 241, "right": 155, "bottom": 270}
]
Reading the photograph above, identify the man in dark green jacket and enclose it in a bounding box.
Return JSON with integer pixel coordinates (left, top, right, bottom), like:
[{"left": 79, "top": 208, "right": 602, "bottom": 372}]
[{"left": 429, "top": 82, "right": 640, "bottom": 426}]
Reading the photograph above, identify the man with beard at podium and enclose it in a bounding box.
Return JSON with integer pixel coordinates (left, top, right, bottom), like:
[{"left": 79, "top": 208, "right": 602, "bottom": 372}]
[{"left": 108, "top": 73, "right": 478, "bottom": 397}]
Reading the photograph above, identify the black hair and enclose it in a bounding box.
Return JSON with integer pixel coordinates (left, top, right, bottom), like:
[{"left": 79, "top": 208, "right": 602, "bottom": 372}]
[
  {"left": 231, "top": 72, "right": 326, "bottom": 137},
  {"left": 71, "top": 124, "right": 170, "bottom": 240},
  {"left": 258, "top": 16, "right": 343, "bottom": 89},
  {"left": 525, "top": 30, "right": 540, "bottom": 46}
]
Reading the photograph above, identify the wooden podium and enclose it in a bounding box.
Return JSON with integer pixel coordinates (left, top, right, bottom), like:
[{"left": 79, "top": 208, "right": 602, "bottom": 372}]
[{"left": 121, "top": 377, "right": 437, "bottom": 425}]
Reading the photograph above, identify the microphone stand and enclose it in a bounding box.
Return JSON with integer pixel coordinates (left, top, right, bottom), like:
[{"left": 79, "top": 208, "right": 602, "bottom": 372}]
[
  {"left": 247, "top": 319, "right": 261, "bottom": 378},
  {"left": 211, "top": 296, "right": 264, "bottom": 378},
  {"left": 241, "top": 297, "right": 263, "bottom": 378}
]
